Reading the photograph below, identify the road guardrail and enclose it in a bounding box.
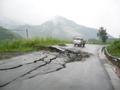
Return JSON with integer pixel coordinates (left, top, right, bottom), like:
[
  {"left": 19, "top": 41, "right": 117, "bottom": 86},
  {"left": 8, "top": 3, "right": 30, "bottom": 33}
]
[
  {"left": 103, "top": 47, "right": 120, "bottom": 77},
  {"left": 104, "top": 47, "right": 120, "bottom": 68}
]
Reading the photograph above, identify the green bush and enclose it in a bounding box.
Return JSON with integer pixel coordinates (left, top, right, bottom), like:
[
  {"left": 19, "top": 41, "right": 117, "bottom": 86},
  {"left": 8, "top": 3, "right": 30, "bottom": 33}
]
[{"left": 107, "top": 39, "right": 120, "bottom": 57}]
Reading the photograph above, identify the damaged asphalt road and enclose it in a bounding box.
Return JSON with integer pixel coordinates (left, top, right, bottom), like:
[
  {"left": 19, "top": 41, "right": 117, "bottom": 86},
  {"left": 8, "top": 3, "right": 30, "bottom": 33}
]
[
  {"left": 0, "top": 44, "right": 90, "bottom": 89},
  {"left": 0, "top": 44, "right": 119, "bottom": 90}
]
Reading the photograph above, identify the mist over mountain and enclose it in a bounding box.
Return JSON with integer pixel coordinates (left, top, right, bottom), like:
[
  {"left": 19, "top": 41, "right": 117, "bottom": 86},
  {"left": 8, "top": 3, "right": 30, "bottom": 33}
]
[
  {"left": 0, "top": 17, "right": 24, "bottom": 29},
  {"left": 0, "top": 16, "right": 113, "bottom": 40}
]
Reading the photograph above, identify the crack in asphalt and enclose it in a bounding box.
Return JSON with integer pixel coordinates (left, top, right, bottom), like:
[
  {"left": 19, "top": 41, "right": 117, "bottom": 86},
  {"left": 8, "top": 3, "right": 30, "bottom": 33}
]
[
  {"left": 0, "top": 47, "right": 91, "bottom": 88},
  {"left": 0, "top": 65, "right": 23, "bottom": 71},
  {"left": 27, "top": 64, "right": 65, "bottom": 79},
  {"left": 0, "top": 55, "right": 62, "bottom": 87},
  {"left": 0, "top": 56, "right": 48, "bottom": 87},
  {"left": 0, "top": 56, "right": 47, "bottom": 71}
]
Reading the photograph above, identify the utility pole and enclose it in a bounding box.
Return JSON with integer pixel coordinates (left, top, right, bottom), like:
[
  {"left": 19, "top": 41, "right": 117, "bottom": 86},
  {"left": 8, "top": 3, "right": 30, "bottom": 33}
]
[{"left": 26, "top": 29, "right": 29, "bottom": 39}]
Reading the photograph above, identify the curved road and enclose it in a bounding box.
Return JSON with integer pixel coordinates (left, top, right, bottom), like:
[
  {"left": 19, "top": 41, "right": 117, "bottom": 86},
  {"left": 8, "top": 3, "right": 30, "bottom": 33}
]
[{"left": 0, "top": 44, "right": 119, "bottom": 90}]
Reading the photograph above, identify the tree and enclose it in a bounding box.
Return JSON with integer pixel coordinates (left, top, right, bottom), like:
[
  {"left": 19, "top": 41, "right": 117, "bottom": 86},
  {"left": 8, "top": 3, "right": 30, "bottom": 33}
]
[{"left": 97, "top": 27, "right": 108, "bottom": 43}]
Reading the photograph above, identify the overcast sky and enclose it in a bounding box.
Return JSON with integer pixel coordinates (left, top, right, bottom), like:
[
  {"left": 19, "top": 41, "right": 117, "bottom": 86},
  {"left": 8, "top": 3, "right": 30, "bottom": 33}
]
[{"left": 0, "top": 0, "right": 120, "bottom": 37}]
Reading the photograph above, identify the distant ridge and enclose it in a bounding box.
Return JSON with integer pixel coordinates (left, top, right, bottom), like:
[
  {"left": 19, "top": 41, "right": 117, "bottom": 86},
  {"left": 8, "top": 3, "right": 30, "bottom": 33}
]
[{"left": 0, "top": 16, "right": 113, "bottom": 40}]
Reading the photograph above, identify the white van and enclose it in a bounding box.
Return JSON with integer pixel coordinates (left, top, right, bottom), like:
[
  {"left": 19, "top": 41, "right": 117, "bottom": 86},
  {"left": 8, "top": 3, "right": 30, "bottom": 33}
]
[{"left": 73, "top": 37, "right": 83, "bottom": 47}]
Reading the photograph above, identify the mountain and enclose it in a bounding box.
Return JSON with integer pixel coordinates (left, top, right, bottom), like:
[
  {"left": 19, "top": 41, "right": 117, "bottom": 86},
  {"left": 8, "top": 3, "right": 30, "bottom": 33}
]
[
  {"left": 36, "top": 16, "right": 99, "bottom": 39},
  {"left": 0, "top": 26, "right": 20, "bottom": 40},
  {"left": 5, "top": 16, "right": 113, "bottom": 40}
]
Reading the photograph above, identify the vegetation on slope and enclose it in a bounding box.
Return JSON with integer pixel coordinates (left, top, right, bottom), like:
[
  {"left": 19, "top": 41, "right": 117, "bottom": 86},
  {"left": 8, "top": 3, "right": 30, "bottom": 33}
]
[
  {"left": 0, "top": 26, "right": 20, "bottom": 40},
  {"left": 107, "top": 39, "right": 120, "bottom": 57}
]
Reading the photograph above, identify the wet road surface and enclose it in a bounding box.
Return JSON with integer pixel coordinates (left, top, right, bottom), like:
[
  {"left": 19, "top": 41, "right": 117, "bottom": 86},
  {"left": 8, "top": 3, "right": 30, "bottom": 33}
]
[{"left": 0, "top": 44, "right": 120, "bottom": 90}]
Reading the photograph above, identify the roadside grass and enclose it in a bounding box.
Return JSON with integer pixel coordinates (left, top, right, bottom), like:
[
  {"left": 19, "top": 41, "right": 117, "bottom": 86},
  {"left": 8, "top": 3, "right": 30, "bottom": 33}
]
[
  {"left": 107, "top": 39, "right": 120, "bottom": 57},
  {"left": 0, "top": 38, "right": 70, "bottom": 52},
  {"left": 88, "top": 38, "right": 116, "bottom": 45}
]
